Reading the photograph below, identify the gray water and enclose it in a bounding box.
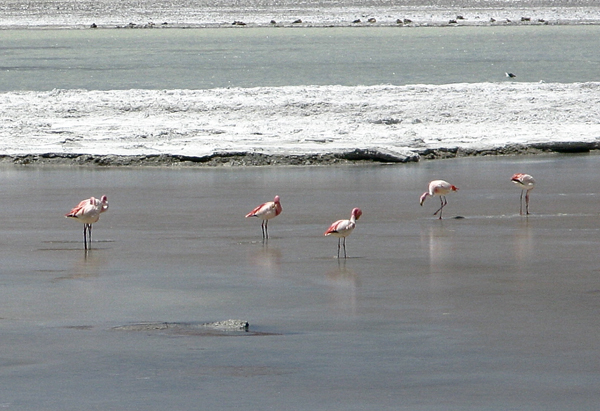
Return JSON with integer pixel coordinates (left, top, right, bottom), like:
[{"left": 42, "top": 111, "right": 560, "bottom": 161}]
[
  {"left": 1, "top": 25, "right": 600, "bottom": 91},
  {"left": 1, "top": 154, "right": 599, "bottom": 410}
]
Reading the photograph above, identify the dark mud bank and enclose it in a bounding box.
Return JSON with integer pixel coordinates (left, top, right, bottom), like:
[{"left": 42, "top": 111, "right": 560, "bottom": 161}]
[{"left": 2, "top": 142, "right": 599, "bottom": 167}]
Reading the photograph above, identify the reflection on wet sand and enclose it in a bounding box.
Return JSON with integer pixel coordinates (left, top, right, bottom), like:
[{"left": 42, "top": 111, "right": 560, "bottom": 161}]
[
  {"left": 421, "top": 222, "right": 456, "bottom": 275},
  {"left": 513, "top": 218, "right": 534, "bottom": 264},
  {"left": 247, "top": 241, "right": 282, "bottom": 277},
  {"left": 324, "top": 259, "right": 359, "bottom": 314},
  {"left": 53, "top": 249, "right": 106, "bottom": 282}
]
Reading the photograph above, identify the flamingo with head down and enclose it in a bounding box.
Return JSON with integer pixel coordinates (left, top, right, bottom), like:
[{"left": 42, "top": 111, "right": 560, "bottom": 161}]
[{"left": 419, "top": 180, "right": 458, "bottom": 219}]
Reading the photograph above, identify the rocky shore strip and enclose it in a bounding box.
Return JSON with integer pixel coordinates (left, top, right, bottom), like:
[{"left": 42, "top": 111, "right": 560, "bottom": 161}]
[
  {"left": 3, "top": 142, "right": 598, "bottom": 167},
  {"left": 2, "top": 0, "right": 600, "bottom": 29}
]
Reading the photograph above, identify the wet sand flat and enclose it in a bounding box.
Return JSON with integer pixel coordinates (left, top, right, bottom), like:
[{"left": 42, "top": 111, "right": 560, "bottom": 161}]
[{"left": 0, "top": 154, "right": 599, "bottom": 410}]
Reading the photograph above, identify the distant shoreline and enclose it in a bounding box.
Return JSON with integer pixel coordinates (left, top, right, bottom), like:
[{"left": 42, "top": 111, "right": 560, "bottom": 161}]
[
  {"left": 2, "top": 17, "right": 600, "bottom": 30},
  {"left": 1, "top": 17, "right": 599, "bottom": 31},
  {"left": 3, "top": 142, "right": 598, "bottom": 167},
  {"left": 1, "top": 1, "right": 599, "bottom": 29}
]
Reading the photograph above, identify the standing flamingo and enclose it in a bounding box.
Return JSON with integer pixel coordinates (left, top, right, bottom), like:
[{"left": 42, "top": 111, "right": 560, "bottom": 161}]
[
  {"left": 419, "top": 180, "right": 458, "bottom": 219},
  {"left": 65, "top": 195, "right": 109, "bottom": 250},
  {"left": 324, "top": 207, "right": 362, "bottom": 258},
  {"left": 511, "top": 173, "right": 535, "bottom": 215},
  {"left": 245, "top": 195, "right": 282, "bottom": 239}
]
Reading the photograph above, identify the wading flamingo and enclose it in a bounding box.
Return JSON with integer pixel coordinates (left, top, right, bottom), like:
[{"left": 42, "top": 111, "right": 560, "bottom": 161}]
[
  {"left": 511, "top": 173, "right": 535, "bottom": 215},
  {"left": 324, "top": 207, "right": 362, "bottom": 258},
  {"left": 419, "top": 180, "right": 458, "bottom": 219},
  {"left": 245, "top": 195, "right": 282, "bottom": 239},
  {"left": 65, "top": 195, "right": 109, "bottom": 250}
]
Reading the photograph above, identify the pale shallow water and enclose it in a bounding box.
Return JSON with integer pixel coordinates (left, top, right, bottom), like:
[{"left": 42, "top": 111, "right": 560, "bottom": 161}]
[
  {"left": 1, "top": 154, "right": 599, "bottom": 410},
  {"left": 2, "top": 25, "right": 600, "bottom": 91}
]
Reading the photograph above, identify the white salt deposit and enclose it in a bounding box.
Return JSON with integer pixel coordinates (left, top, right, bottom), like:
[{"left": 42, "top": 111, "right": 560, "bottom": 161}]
[{"left": 1, "top": 83, "right": 599, "bottom": 159}]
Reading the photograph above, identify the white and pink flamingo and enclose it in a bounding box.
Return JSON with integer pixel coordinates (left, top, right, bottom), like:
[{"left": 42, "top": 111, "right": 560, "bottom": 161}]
[
  {"left": 419, "top": 180, "right": 458, "bottom": 219},
  {"left": 511, "top": 173, "right": 535, "bottom": 215},
  {"left": 324, "top": 207, "right": 362, "bottom": 258},
  {"left": 65, "top": 195, "right": 109, "bottom": 250},
  {"left": 245, "top": 195, "right": 282, "bottom": 239}
]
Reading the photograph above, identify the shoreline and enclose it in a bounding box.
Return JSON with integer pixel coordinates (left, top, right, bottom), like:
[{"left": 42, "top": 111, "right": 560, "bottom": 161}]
[
  {"left": 2, "top": 17, "right": 600, "bottom": 30},
  {"left": 2, "top": 16, "right": 599, "bottom": 31},
  {"left": 1, "top": 2, "right": 599, "bottom": 29},
  {"left": 4, "top": 142, "right": 598, "bottom": 167},
  {"left": 3, "top": 84, "right": 599, "bottom": 165}
]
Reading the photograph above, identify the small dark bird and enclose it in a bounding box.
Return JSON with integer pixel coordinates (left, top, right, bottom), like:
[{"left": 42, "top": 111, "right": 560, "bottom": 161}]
[{"left": 505, "top": 72, "right": 516, "bottom": 78}]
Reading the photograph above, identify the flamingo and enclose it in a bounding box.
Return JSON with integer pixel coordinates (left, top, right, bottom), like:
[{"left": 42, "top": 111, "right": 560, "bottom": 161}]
[
  {"left": 65, "top": 195, "right": 109, "bottom": 250},
  {"left": 511, "top": 173, "right": 535, "bottom": 215},
  {"left": 324, "top": 208, "right": 362, "bottom": 258},
  {"left": 419, "top": 180, "right": 458, "bottom": 219},
  {"left": 245, "top": 195, "right": 282, "bottom": 239}
]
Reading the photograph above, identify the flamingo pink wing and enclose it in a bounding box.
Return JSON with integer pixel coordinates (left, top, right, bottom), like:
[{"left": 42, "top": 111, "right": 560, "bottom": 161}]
[
  {"left": 324, "top": 219, "right": 354, "bottom": 235},
  {"left": 511, "top": 173, "right": 523, "bottom": 183},
  {"left": 324, "top": 220, "right": 342, "bottom": 235},
  {"left": 66, "top": 198, "right": 92, "bottom": 217},
  {"left": 245, "top": 202, "right": 269, "bottom": 218}
]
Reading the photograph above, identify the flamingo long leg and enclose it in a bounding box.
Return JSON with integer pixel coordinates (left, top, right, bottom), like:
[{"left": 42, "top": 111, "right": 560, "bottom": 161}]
[
  {"left": 83, "top": 224, "right": 93, "bottom": 250},
  {"left": 433, "top": 196, "right": 447, "bottom": 219},
  {"left": 83, "top": 224, "right": 87, "bottom": 250},
  {"left": 519, "top": 190, "right": 524, "bottom": 215},
  {"left": 261, "top": 220, "right": 270, "bottom": 239},
  {"left": 525, "top": 191, "right": 530, "bottom": 215}
]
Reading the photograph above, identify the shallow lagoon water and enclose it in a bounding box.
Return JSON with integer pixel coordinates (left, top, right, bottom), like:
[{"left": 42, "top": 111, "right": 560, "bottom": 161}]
[
  {"left": 2, "top": 25, "right": 600, "bottom": 91},
  {"left": 1, "top": 154, "right": 600, "bottom": 410}
]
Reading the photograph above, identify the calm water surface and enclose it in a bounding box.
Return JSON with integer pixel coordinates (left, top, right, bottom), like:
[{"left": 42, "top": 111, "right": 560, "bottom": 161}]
[
  {"left": 1, "top": 25, "right": 600, "bottom": 90},
  {"left": 1, "top": 154, "right": 599, "bottom": 410}
]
